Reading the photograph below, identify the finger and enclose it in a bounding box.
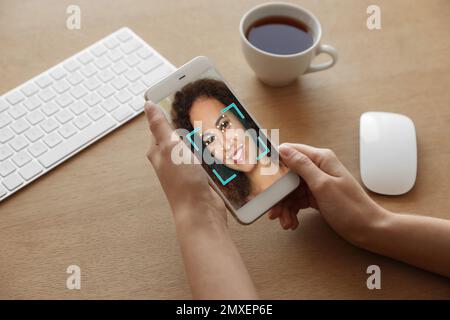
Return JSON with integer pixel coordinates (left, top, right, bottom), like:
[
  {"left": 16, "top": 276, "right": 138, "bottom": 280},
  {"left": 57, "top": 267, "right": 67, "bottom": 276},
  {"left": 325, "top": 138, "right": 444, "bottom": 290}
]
[
  {"left": 281, "top": 143, "right": 344, "bottom": 176},
  {"left": 278, "top": 145, "right": 328, "bottom": 190},
  {"left": 280, "top": 205, "right": 292, "bottom": 230},
  {"left": 290, "top": 212, "right": 299, "bottom": 230},
  {"left": 146, "top": 142, "right": 160, "bottom": 167},
  {"left": 268, "top": 204, "right": 282, "bottom": 220},
  {"left": 144, "top": 101, "right": 174, "bottom": 144}
]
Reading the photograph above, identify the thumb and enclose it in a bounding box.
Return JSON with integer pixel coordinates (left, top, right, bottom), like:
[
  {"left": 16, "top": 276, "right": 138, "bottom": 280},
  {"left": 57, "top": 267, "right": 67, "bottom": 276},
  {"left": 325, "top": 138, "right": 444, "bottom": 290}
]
[{"left": 279, "top": 144, "right": 326, "bottom": 188}]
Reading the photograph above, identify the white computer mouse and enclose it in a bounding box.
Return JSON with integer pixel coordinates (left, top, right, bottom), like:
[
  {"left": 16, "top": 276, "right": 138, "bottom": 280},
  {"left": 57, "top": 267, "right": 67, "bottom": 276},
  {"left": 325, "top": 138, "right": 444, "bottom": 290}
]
[{"left": 359, "top": 112, "right": 417, "bottom": 195}]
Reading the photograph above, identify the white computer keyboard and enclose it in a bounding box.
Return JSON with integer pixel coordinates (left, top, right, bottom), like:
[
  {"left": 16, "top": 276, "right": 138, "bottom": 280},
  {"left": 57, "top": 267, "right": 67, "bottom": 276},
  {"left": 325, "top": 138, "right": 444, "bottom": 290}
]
[{"left": 0, "top": 27, "right": 175, "bottom": 202}]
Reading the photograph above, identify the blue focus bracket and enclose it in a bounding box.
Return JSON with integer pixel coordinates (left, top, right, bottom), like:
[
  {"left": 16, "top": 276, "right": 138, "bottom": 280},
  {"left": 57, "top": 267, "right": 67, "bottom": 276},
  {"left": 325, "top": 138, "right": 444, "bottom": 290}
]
[
  {"left": 256, "top": 136, "right": 269, "bottom": 161},
  {"left": 187, "top": 127, "right": 200, "bottom": 151},
  {"left": 212, "top": 169, "right": 237, "bottom": 186},
  {"left": 221, "top": 102, "right": 245, "bottom": 119}
]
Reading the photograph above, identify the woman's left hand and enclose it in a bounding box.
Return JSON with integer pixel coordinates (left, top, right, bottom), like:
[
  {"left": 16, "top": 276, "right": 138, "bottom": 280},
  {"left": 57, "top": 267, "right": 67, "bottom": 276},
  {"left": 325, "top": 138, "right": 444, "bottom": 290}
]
[{"left": 144, "top": 101, "right": 228, "bottom": 228}]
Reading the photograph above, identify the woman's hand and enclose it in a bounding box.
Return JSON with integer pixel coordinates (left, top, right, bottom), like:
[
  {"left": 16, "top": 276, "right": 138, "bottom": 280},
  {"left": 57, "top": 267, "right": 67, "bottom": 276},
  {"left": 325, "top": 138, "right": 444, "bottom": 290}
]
[
  {"left": 274, "top": 143, "right": 450, "bottom": 278},
  {"left": 144, "top": 101, "right": 258, "bottom": 298},
  {"left": 144, "top": 101, "right": 227, "bottom": 229},
  {"left": 271, "top": 143, "right": 387, "bottom": 245}
]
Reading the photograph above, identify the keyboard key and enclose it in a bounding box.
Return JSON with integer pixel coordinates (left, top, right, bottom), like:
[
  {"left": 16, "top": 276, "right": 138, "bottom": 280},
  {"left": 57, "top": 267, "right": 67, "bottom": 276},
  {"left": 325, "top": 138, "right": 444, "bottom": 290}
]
[
  {"left": 5, "top": 91, "right": 25, "bottom": 105},
  {"left": 55, "top": 93, "right": 74, "bottom": 108},
  {"left": 0, "top": 160, "right": 15, "bottom": 177},
  {"left": 98, "top": 69, "right": 115, "bottom": 82},
  {"left": 124, "top": 54, "right": 140, "bottom": 67},
  {"left": 111, "top": 77, "right": 128, "bottom": 90},
  {"left": 124, "top": 69, "right": 141, "bottom": 82},
  {"left": 112, "top": 106, "right": 133, "bottom": 122},
  {"left": 78, "top": 52, "right": 94, "bottom": 65},
  {"left": 137, "top": 56, "right": 163, "bottom": 74},
  {"left": 83, "top": 92, "right": 102, "bottom": 107},
  {"left": 112, "top": 61, "right": 127, "bottom": 75},
  {"left": 41, "top": 101, "right": 59, "bottom": 116},
  {"left": 21, "top": 82, "right": 39, "bottom": 97},
  {"left": 41, "top": 118, "right": 59, "bottom": 133},
  {"left": 70, "top": 101, "right": 88, "bottom": 115},
  {"left": 63, "top": 59, "right": 81, "bottom": 72},
  {"left": 38, "top": 116, "right": 116, "bottom": 168},
  {"left": 55, "top": 109, "right": 74, "bottom": 124},
  {"left": 80, "top": 64, "right": 97, "bottom": 78},
  {"left": 19, "top": 161, "right": 43, "bottom": 181},
  {"left": 128, "top": 82, "right": 146, "bottom": 96},
  {"left": 121, "top": 39, "right": 141, "bottom": 54},
  {"left": 70, "top": 85, "right": 88, "bottom": 99},
  {"left": 0, "top": 113, "right": 12, "bottom": 128},
  {"left": 0, "top": 99, "right": 9, "bottom": 113},
  {"left": 26, "top": 110, "right": 45, "bottom": 125},
  {"left": 73, "top": 114, "right": 91, "bottom": 130},
  {"left": 28, "top": 141, "right": 48, "bottom": 158},
  {"left": 129, "top": 97, "right": 145, "bottom": 111},
  {"left": 87, "top": 106, "right": 105, "bottom": 121},
  {"left": 58, "top": 123, "right": 78, "bottom": 139},
  {"left": 115, "top": 90, "right": 132, "bottom": 104},
  {"left": 104, "top": 37, "right": 120, "bottom": 49},
  {"left": 98, "top": 85, "right": 115, "bottom": 98},
  {"left": 0, "top": 185, "right": 6, "bottom": 198},
  {"left": 94, "top": 57, "right": 111, "bottom": 70},
  {"left": 50, "top": 67, "right": 67, "bottom": 80},
  {"left": 24, "top": 126, "right": 45, "bottom": 142},
  {"left": 11, "top": 118, "right": 30, "bottom": 134},
  {"left": 107, "top": 49, "right": 123, "bottom": 62},
  {"left": 0, "top": 145, "right": 13, "bottom": 161},
  {"left": 35, "top": 75, "right": 53, "bottom": 88},
  {"left": 101, "top": 97, "right": 119, "bottom": 112},
  {"left": 137, "top": 47, "right": 153, "bottom": 59},
  {"left": 91, "top": 44, "right": 107, "bottom": 57},
  {"left": 23, "top": 96, "right": 42, "bottom": 111},
  {"left": 53, "top": 79, "right": 71, "bottom": 94},
  {"left": 8, "top": 105, "right": 27, "bottom": 120},
  {"left": 9, "top": 136, "right": 29, "bottom": 152},
  {"left": 12, "top": 151, "right": 32, "bottom": 167},
  {"left": 117, "top": 29, "right": 133, "bottom": 42},
  {"left": 2, "top": 173, "right": 23, "bottom": 191},
  {"left": 39, "top": 87, "right": 56, "bottom": 102},
  {"left": 43, "top": 132, "right": 63, "bottom": 148},
  {"left": 0, "top": 127, "right": 14, "bottom": 143},
  {"left": 67, "top": 72, "right": 84, "bottom": 85},
  {"left": 84, "top": 77, "right": 101, "bottom": 91}
]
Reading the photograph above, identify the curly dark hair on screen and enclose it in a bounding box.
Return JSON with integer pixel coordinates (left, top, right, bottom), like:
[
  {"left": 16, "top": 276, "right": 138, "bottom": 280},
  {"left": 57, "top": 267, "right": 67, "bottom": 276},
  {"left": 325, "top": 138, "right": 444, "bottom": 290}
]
[{"left": 171, "top": 78, "right": 255, "bottom": 208}]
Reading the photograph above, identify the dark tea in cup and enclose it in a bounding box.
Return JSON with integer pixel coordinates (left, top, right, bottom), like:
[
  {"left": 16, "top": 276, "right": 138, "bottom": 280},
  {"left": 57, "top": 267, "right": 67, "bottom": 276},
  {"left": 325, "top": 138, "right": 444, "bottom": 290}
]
[{"left": 245, "top": 16, "right": 314, "bottom": 55}]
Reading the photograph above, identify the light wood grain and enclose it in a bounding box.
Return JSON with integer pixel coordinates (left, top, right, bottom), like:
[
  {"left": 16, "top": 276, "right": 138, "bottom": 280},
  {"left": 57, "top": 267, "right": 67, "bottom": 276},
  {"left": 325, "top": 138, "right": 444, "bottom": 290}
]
[{"left": 0, "top": 0, "right": 449, "bottom": 299}]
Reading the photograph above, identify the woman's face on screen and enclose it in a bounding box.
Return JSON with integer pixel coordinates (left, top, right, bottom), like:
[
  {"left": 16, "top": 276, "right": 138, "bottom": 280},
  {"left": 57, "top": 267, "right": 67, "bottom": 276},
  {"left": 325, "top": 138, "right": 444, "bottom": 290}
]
[{"left": 189, "top": 97, "right": 258, "bottom": 172}]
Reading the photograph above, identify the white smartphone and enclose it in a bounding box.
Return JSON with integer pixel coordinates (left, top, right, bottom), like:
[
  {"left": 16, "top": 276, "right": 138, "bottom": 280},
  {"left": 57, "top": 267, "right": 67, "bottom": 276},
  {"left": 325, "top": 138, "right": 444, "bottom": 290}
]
[{"left": 145, "top": 56, "right": 300, "bottom": 224}]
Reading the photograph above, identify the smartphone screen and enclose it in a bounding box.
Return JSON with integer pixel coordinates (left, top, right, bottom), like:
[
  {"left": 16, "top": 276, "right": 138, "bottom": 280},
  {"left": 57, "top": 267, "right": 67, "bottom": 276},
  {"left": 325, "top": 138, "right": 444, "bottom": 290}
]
[{"left": 157, "top": 68, "right": 289, "bottom": 210}]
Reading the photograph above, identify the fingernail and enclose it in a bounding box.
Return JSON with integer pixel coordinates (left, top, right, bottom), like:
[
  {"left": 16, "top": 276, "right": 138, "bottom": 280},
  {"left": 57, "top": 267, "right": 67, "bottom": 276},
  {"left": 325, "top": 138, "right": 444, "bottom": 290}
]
[
  {"left": 144, "top": 101, "right": 152, "bottom": 110},
  {"left": 279, "top": 144, "right": 293, "bottom": 157},
  {"left": 144, "top": 101, "right": 156, "bottom": 115}
]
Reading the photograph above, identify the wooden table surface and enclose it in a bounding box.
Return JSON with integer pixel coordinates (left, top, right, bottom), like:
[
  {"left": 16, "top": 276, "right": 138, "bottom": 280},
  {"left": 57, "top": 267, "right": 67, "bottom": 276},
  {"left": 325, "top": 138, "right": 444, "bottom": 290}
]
[{"left": 0, "top": 0, "right": 449, "bottom": 299}]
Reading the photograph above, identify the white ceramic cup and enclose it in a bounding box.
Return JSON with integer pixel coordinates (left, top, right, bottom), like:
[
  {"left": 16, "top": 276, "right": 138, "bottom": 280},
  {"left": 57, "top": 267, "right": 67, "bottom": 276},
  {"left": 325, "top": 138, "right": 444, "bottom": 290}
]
[{"left": 240, "top": 2, "right": 338, "bottom": 86}]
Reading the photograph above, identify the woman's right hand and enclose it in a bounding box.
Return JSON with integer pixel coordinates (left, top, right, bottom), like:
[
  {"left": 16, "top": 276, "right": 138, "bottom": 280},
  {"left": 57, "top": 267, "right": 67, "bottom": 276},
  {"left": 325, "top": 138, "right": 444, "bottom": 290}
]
[{"left": 273, "top": 143, "right": 389, "bottom": 246}]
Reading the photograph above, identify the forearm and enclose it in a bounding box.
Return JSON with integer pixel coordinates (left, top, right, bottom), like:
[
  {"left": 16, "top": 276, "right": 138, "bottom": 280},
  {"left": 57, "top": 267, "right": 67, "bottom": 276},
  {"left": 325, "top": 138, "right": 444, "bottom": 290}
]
[
  {"left": 359, "top": 208, "right": 450, "bottom": 278},
  {"left": 174, "top": 210, "right": 258, "bottom": 299}
]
